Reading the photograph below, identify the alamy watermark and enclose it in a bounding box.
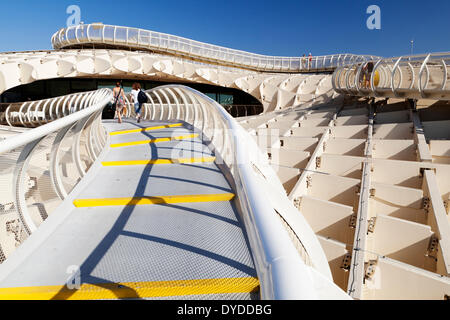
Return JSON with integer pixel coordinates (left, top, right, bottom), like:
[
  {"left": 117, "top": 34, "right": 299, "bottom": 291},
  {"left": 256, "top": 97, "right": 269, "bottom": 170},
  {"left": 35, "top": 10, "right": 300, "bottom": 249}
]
[
  {"left": 366, "top": 5, "right": 381, "bottom": 30},
  {"left": 66, "top": 5, "right": 81, "bottom": 27},
  {"left": 66, "top": 265, "right": 81, "bottom": 289}
]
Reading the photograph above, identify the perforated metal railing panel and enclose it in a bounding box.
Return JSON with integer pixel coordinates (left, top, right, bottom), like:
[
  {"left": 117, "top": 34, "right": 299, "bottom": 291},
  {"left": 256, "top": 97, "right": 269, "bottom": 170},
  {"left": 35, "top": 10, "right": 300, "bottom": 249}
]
[
  {"left": 0, "top": 120, "right": 259, "bottom": 300},
  {"left": 0, "top": 112, "right": 106, "bottom": 263}
]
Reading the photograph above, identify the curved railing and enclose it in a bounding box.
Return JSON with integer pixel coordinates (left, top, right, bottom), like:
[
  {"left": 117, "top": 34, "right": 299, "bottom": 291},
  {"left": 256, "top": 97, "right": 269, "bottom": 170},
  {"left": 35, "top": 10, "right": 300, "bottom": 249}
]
[
  {"left": 0, "top": 89, "right": 114, "bottom": 127},
  {"left": 51, "top": 23, "right": 378, "bottom": 73},
  {"left": 332, "top": 53, "right": 450, "bottom": 100},
  {"left": 0, "top": 89, "right": 112, "bottom": 263},
  {"left": 139, "top": 85, "right": 349, "bottom": 299}
]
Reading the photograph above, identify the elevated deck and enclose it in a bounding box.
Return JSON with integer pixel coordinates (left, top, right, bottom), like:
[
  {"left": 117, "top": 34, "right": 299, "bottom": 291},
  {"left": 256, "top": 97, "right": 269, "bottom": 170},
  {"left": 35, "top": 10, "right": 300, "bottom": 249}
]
[{"left": 51, "top": 24, "right": 377, "bottom": 73}]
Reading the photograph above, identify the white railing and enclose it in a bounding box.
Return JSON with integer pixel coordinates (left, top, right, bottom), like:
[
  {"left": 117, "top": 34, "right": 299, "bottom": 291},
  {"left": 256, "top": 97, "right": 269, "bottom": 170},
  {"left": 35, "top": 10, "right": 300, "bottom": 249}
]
[
  {"left": 332, "top": 52, "right": 450, "bottom": 100},
  {"left": 141, "top": 85, "right": 349, "bottom": 299},
  {"left": 0, "top": 89, "right": 113, "bottom": 128},
  {"left": 51, "top": 24, "right": 378, "bottom": 73},
  {"left": 0, "top": 89, "right": 112, "bottom": 262}
]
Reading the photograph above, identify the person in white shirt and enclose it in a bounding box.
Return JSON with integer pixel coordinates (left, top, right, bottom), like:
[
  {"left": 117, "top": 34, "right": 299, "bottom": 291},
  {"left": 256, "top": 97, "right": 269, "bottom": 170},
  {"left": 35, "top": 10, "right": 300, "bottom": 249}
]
[{"left": 131, "top": 82, "right": 142, "bottom": 123}]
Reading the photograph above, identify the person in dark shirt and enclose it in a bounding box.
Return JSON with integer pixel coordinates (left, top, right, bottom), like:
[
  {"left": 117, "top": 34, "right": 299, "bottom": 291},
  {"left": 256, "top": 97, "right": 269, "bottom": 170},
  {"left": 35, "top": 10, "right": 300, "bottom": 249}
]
[{"left": 365, "top": 62, "right": 375, "bottom": 88}]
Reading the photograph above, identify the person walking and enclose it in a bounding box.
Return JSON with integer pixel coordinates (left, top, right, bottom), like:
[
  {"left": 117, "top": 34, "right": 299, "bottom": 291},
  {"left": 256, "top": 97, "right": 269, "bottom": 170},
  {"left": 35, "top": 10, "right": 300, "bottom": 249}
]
[
  {"left": 308, "top": 53, "right": 313, "bottom": 69},
  {"left": 365, "top": 61, "right": 374, "bottom": 89},
  {"left": 131, "top": 82, "right": 143, "bottom": 123},
  {"left": 113, "top": 81, "right": 125, "bottom": 124}
]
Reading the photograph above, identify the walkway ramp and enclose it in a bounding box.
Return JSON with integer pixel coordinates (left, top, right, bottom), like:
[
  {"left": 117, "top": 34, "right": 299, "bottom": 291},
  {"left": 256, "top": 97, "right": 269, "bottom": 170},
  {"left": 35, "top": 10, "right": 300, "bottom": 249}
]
[{"left": 0, "top": 120, "right": 259, "bottom": 300}]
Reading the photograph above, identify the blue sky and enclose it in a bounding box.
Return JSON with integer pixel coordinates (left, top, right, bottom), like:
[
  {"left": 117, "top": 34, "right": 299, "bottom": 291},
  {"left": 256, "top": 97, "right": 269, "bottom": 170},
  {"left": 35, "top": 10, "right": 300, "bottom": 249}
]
[{"left": 0, "top": 0, "right": 449, "bottom": 57}]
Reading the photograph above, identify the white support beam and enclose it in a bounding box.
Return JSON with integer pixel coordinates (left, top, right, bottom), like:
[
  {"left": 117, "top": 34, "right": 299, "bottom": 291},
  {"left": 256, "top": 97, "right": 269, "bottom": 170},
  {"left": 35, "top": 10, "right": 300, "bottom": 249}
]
[
  {"left": 288, "top": 114, "right": 335, "bottom": 200},
  {"left": 410, "top": 109, "right": 433, "bottom": 163},
  {"left": 411, "top": 108, "right": 449, "bottom": 275},
  {"left": 422, "top": 170, "right": 450, "bottom": 275},
  {"left": 347, "top": 105, "right": 374, "bottom": 299}
]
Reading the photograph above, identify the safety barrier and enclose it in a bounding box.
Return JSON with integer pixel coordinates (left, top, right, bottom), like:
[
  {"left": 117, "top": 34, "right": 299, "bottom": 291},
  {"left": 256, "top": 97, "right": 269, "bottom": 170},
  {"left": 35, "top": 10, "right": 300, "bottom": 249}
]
[
  {"left": 332, "top": 53, "right": 450, "bottom": 100},
  {"left": 51, "top": 24, "right": 378, "bottom": 73},
  {"left": 0, "top": 89, "right": 113, "bottom": 127},
  {"left": 0, "top": 89, "right": 112, "bottom": 262}
]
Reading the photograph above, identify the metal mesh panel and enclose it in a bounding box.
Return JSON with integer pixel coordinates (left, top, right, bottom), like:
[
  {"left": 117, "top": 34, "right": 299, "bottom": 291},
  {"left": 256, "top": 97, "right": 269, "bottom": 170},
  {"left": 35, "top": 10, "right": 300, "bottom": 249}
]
[
  {"left": 56, "top": 124, "right": 83, "bottom": 195},
  {"left": 136, "top": 292, "right": 260, "bottom": 301},
  {"left": 79, "top": 115, "right": 99, "bottom": 173},
  {"left": 0, "top": 114, "right": 108, "bottom": 263},
  {"left": 0, "top": 90, "right": 111, "bottom": 263},
  {"left": 0, "top": 147, "right": 29, "bottom": 262},
  {"left": 276, "top": 211, "right": 313, "bottom": 268},
  {"left": 92, "top": 115, "right": 106, "bottom": 157},
  {"left": 23, "top": 132, "right": 62, "bottom": 227}
]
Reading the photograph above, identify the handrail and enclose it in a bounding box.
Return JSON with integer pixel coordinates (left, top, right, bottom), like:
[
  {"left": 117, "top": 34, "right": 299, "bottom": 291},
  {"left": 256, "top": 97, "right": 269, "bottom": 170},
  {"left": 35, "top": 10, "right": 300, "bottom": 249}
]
[
  {"left": 441, "top": 59, "right": 448, "bottom": 90},
  {"left": 143, "top": 85, "right": 349, "bottom": 299},
  {"left": 391, "top": 57, "right": 403, "bottom": 96},
  {"left": 51, "top": 23, "right": 378, "bottom": 73},
  {"left": 418, "top": 54, "right": 431, "bottom": 98},
  {"left": 0, "top": 89, "right": 112, "bottom": 262},
  {"left": 0, "top": 89, "right": 111, "bottom": 153},
  {"left": 332, "top": 52, "right": 450, "bottom": 100},
  {"left": 0, "top": 89, "right": 112, "bottom": 128}
]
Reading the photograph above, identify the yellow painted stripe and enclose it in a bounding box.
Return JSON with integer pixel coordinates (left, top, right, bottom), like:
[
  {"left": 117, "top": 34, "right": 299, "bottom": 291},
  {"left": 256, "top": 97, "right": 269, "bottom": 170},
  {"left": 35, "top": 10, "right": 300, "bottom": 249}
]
[
  {"left": 101, "top": 157, "right": 216, "bottom": 166},
  {"left": 110, "top": 123, "right": 184, "bottom": 136},
  {"left": 110, "top": 133, "right": 199, "bottom": 148},
  {"left": 73, "top": 193, "right": 235, "bottom": 208},
  {"left": 0, "top": 277, "right": 259, "bottom": 300}
]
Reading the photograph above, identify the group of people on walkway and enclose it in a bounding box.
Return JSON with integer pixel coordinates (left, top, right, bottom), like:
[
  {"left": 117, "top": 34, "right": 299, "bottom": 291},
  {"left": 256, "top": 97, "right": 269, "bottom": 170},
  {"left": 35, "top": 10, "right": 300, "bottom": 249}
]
[
  {"left": 112, "top": 81, "right": 146, "bottom": 124},
  {"left": 301, "top": 53, "right": 313, "bottom": 70}
]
